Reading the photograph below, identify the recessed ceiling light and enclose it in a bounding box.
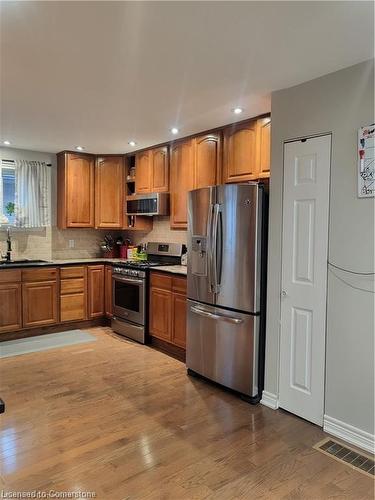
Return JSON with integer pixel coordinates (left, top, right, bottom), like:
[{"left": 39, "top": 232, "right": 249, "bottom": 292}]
[
  {"left": 170, "top": 127, "right": 179, "bottom": 135},
  {"left": 75, "top": 145, "right": 84, "bottom": 151},
  {"left": 3, "top": 140, "right": 11, "bottom": 146},
  {"left": 128, "top": 140, "right": 137, "bottom": 147},
  {"left": 232, "top": 107, "right": 243, "bottom": 115}
]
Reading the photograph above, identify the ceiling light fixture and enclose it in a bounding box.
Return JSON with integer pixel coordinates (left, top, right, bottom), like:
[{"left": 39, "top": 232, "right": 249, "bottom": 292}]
[
  {"left": 75, "top": 145, "right": 84, "bottom": 151},
  {"left": 128, "top": 140, "right": 137, "bottom": 147},
  {"left": 232, "top": 107, "right": 243, "bottom": 115},
  {"left": 3, "top": 140, "right": 11, "bottom": 146},
  {"left": 170, "top": 127, "right": 179, "bottom": 135}
]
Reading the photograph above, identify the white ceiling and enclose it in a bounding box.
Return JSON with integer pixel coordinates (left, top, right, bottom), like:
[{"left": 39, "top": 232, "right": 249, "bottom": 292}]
[{"left": 0, "top": 1, "right": 373, "bottom": 154}]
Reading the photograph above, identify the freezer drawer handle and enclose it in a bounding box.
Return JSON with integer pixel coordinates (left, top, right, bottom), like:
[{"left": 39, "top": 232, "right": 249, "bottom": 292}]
[{"left": 190, "top": 306, "right": 243, "bottom": 324}]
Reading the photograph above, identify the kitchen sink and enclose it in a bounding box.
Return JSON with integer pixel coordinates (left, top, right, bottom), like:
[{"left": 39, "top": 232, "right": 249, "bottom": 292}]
[{"left": 0, "top": 259, "right": 51, "bottom": 266}]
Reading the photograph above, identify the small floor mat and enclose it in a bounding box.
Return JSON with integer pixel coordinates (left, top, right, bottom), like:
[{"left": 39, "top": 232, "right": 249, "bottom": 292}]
[
  {"left": 314, "top": 437, "right": 374, "bottom": 478},
  {"left": 0, "top": 330, "right": 96, "bottom": 358}
]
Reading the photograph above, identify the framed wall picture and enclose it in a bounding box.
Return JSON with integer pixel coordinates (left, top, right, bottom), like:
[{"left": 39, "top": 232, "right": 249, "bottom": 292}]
[{"left": 358, "top": 124, "right": 375, "bottom": 198}]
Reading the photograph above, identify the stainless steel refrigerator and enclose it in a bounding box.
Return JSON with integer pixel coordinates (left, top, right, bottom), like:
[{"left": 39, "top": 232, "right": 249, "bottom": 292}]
[{"left": 186, "top": 183, "right": 267, "bottom": 402}]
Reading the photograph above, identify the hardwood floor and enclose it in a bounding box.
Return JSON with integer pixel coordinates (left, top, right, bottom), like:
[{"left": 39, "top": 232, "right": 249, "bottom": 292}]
[{"left": 0, "top": 327, "right": 373, "bottom": 499}]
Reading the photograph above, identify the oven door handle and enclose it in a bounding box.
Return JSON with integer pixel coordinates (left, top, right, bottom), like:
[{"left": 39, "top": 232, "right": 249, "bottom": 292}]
[{"left": 113, "top": 276, "right": 144, "bottom": 285}]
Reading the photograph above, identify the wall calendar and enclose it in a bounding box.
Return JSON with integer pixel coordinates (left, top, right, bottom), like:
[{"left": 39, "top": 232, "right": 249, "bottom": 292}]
[{"left": 358, "top": 124, "right": 375, "bottom": 198}]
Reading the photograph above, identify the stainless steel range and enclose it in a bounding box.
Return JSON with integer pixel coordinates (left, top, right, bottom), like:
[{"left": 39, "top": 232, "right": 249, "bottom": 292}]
[{"left": 111, "top": 242, "right": 184, "bottom": 343}]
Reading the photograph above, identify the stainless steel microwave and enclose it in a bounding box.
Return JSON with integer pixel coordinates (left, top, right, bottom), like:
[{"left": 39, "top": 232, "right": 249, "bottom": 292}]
[{"left": 126, "top": 193, "right": 169, "bottom": 216}]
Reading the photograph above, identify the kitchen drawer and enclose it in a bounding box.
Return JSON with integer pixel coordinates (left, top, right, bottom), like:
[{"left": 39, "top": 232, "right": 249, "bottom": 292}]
[
  {"left": 60, "top": 293, "right": 86, "bottom": 322},
  {"left": 60, "top": 266, "right": 85, "bottom": 279},
  {"left": 0, "top": 269, "right": 22, "bottom": 283},
  {"left": 150, "top": 272, "right": 172, "bottom": 291},
  {"left": 172, "top": 276, "right": 187, "bottom": 295},
  {"left": 22, "top": 268, "right": 58, "bottom": 282},
  {"left": 60, "top": 278, "right": 85, "bottom": 295}
]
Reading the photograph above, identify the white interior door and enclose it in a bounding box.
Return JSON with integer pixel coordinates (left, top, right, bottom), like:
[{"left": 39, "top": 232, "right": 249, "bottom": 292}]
[{"left": 279, "top": 135, "right": 331, "bottom": 426}]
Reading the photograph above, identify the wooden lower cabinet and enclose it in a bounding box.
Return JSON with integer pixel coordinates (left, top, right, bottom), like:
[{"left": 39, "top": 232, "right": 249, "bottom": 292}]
[
  {"left": 60, "top": 266, "right": 87, "bottom": 322},
  {"left": 150, "top": 287, "right": 172, "bottom": 341},
  {"left": 0, "top": 264, "right": 111, "bottom": 335},
  {"left": 105, "top": 265, "right": 113, "bottom": 318},
  {"left": 149, "top": 272, "right": 187, "bottom": 350},
  {"left": 0, "top": 282, "right": 22, "bottom": 333},
  {"left": 171, "top": 293, "right": 187, "bottom": 348},
  {"left": 22, "top": 280, "right": 58, "bottom": 328},
  {"left": 60, "top": 293, "right": 86, "bottom": 322},
  {"left": 88, "top": 265, "right": 105, "bottom": 318}
]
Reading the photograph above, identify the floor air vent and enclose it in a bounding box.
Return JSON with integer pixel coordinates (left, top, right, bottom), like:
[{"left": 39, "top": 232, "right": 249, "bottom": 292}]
[{"left": 314, "top": 438, "right": 374, "bottom": 478}]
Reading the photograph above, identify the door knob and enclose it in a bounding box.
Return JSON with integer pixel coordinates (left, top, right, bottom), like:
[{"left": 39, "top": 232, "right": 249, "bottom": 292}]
[{"left": 281, "top": 290, "right": 287, "bottom": 297}]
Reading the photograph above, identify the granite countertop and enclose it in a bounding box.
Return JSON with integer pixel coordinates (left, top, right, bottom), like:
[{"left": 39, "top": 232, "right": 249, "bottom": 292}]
[
  {"left": 0, "top": 257, "right": 125, "bottom": 268},
  {"left": 0, "top": 258, "right": 188, "bottom": 275},
  {"left": 151, "top": 265, "right": 187, "bottom": 276}
]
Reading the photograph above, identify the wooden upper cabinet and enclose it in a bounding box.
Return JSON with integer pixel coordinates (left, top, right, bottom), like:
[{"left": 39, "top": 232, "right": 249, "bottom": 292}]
[
  {"left": 135, "top": 150, "right": 152, "bottom": 193},
  {"left": 135, "top": 147, "right": 169, "bottom": 193},
  {"left": 170, "top": 140, "right": 195, "bottom": 229},
  {"left": 194, "top": 133, "right": 221, "bottom": 189},
  {"left": 256, "top": 117, "right": 271, "bottom": 178},
  {"left": 95, "top": 156, "right": 124, "bottom": 228},
  {"left": 57, "top": 152, "right": 95, "bottom": 228},
  {"left": 151, "top": 146, "right": 169, "bottom": 192},
  {"left": 223, "top": 120, "right": 258, "bottom": 183}
]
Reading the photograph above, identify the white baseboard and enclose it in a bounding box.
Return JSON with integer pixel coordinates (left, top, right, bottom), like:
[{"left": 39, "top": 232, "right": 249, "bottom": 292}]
[
  {"left": 260, "top": 390, "right": 279, "bottom": 410},
  {"left": 323, "top": 415, "right": 375, "bottom": 454}
]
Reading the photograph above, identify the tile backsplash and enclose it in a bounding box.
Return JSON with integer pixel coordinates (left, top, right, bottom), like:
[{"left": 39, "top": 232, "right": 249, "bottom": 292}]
[
  {"left": 0, "top": 218, "right": 186, "bottom": 261},
  {"left": 52, "top": 227, "right": 117, "bottom": 259},
  {"left": 0, "top": 227, "right": 53, "bottom": 261},
  {"left": 128, "top": 217, "right": 187, "bottom": 247},
  {"left": 0, "top": 226, "right": 113, "bottom": 261}
]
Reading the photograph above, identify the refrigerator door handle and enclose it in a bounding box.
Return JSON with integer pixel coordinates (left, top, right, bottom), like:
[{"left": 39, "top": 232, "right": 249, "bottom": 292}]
[
  {"left": 207, "top": 203, "right": 214, "bottom": 292},
  {"left": 217, "top": 209, "right": 223, "bottom": 287},
  {"left": 190, "top": 305, "right": 243, "bottom": 325},
  {"left": 211, "top": 203, "right": 220, "bottom": 294}
]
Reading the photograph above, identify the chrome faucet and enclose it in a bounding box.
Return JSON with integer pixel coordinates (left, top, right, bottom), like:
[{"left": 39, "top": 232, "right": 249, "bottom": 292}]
[{"left": 1, "top": 228, "right": 12, "bottom": 262}]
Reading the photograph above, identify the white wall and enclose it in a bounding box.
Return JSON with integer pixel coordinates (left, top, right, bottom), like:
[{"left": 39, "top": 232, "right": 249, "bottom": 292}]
[{"left": 265, "top": 60, "right": 374, "bottom": 436}]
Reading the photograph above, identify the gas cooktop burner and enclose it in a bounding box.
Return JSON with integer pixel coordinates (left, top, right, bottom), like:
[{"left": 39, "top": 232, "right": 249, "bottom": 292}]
[{"left": 118, "top": 260, "right": 165, "bottom": 268}]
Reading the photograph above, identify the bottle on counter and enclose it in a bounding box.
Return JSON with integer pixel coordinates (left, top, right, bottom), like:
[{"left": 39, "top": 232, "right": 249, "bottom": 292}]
[
  {"left": 127, "top": 245, "right": 136, "bottom": 260},
  {"left": 120, "top": 238, "right": 131, "bottom": 259},
  {"left": 137, "top": 244, "right": 147, "bottom": 261}
]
